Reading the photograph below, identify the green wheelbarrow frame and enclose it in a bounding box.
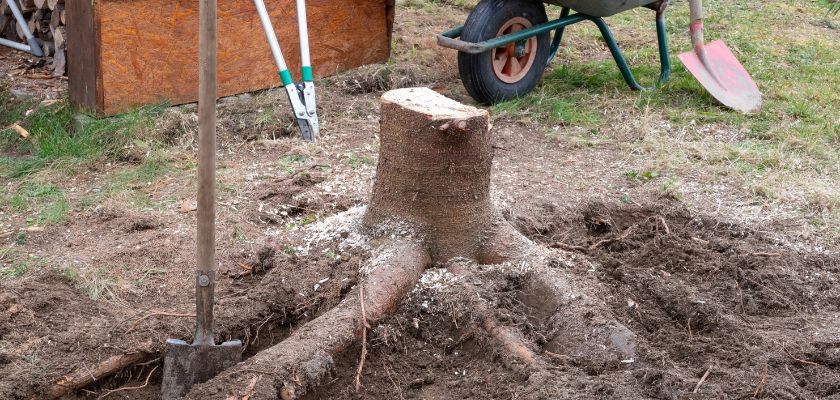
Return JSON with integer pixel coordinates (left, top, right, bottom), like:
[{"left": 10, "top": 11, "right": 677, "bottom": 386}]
[{"left": 438, "top": 1, "right": 671, "bottom": 91}]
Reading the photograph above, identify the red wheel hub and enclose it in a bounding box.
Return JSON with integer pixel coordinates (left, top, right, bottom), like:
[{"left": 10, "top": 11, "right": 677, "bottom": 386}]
[{"left": 491, "top": 17, "right": 537, "bottom": 84}]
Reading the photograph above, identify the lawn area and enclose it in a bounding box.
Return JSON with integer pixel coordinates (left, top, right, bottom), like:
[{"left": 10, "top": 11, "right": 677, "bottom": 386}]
[{"left": 487, "top": 0, "right": 840, "bottom": 242}]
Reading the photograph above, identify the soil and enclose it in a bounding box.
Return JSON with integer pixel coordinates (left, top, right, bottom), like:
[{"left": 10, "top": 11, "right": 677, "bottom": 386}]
[
  {"left": 1, "top": 3, "right": 838, "bottom": 400},
  {"left": 300, "top": 202, "right": 839, "bottom": 399}
]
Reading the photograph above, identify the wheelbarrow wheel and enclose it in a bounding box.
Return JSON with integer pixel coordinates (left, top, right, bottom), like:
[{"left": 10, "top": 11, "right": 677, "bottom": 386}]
[{"left": 458, "top": 0, "right": 550, "bottom": 105}]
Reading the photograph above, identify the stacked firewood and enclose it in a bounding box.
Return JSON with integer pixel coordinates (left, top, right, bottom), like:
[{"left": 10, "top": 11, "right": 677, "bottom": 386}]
[{"left": 0, "top": 0, "right": 66, "bottom": 76}]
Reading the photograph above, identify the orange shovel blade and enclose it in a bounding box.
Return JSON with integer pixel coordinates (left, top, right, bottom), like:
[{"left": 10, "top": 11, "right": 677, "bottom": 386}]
[{"left": 678, "top": 40, "right": 762, "bottom": 113}]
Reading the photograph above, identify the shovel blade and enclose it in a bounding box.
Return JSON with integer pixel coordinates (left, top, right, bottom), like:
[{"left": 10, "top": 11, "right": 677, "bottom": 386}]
[
  {"left": 161, "top": 338, "right": 242, "bottom": 399},
  {"left": 678, "top": 40, "right": 762, "bottom": 113}
]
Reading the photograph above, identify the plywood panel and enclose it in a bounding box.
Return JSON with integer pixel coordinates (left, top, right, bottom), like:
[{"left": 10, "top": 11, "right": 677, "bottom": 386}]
[{"left": 83, "top": 0, "right": 389, "bottom": 115}]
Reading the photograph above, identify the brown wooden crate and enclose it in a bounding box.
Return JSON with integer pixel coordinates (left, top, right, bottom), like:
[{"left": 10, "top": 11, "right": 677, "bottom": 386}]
[{"left": 69, "top": 0, "right": 391, "bottom": 115}]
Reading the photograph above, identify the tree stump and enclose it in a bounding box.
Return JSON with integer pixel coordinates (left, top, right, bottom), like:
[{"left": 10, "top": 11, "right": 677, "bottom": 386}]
[
  {"left": 185, "top": 88, "right": 637, "bottom": 399},
  {"left": 364, "top": 87, "right": 530, "bottom": 264}
]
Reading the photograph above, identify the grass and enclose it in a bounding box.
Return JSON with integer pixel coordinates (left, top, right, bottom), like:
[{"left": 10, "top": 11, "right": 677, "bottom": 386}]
[
  {"left": 0, "top": 248, "right": 44, "bottom": 280},
  {"left": 1, "top": 181, "right": 70, "bottom": 225},
  {"left": 78, "top": 268, "right": 118, "bottom": 300},
  {"left": 343, "top": 152, "right": 374, "bottom": 169},
  {"left": 79, "top": 149, "right": 175, "bottom": 210},
  {"left": 1, "top": 85, "right": 173, "bottom": 222},
  {"left": 490, "top": 0, "right": 840, "bottom": 142},
  {"left": 0, "top": 91, "right": 166, "bottom": 178},
  {"left": 0, "top": 262, "right": 30, "bottom": 279},
  {"left": 478, "top": 0, "right": 840, "bottom": 239}
]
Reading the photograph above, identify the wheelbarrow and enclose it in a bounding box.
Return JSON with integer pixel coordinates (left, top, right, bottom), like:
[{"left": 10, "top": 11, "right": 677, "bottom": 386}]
[
  {"left": 438, "top": 0, "right": 670, "bottom": 104},
  {"left": 439, "top": 0, "right": 761, "bottom": 113}
]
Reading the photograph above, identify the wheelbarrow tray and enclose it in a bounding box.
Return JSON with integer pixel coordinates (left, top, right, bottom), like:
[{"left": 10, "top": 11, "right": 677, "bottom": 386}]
[{"left": 543, "top": 0, "right": 658, "bottom": 17}]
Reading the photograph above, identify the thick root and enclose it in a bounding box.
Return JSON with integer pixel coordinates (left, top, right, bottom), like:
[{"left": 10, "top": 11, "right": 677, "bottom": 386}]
[
  {"left": 186, "top": 239, "right": 430, "bottom": 399},
  {"left": 448, "top": 260, "right": 542, "bottom": 370},
  {"left": 519, "top": 266, "right": 638, "bottom": 364},
  {"left": 46, "top": 352, "right": 153, "bottom": 399}
]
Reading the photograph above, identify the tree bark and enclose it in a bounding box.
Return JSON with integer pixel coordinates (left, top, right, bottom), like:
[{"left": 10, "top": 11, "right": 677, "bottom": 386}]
[{"left": 364, "top": 87, "right": 530, "bottom": 263}]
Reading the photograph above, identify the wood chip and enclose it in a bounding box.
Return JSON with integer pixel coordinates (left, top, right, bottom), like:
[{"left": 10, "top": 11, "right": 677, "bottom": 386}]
[
  {"left": 11, "top": 123, "right": 30, "bottom": 139},
  {"left": 178, "top": 199, "right": 198, "bottom": 213}
]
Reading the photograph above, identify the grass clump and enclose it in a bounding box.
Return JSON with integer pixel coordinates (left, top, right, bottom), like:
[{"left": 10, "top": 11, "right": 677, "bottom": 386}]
[
  {"left": 2, "top": 181, "right": 70, "bottom": 225},
  {"left": 0, "top": 91, "right": 166, "bottom": 178}
]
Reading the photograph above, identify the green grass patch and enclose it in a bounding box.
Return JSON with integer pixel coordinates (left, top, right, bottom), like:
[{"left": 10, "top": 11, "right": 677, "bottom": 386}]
[
  {"left": 0, "top": 262, "right": 30, "bottom": 279},
  {"left": 79, "top": 150, "right": 174, "bottom": 209},
  {"left": 0, "top": 249, "right": 43, "bottom": 280},
  {"left": 624, "top": 169, "right": 660, "bottom": 185},
  {"left": 0, "top": 92, "right": 166, "bottom": 178},
  {"left": 343, "top": 153, "right": 374, "bottom": 169},
  {"left": 1, "top": 181, "right": 70, "bottom": 225}
]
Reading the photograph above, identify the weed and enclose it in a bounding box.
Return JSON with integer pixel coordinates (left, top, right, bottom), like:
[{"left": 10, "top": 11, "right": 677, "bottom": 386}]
[
  {"left": 624, "top": 169, "right": 660, "bottom": 184},
  {"left": 61, "top": 266, "right": 79, "bottom": 283},
  {"left": 79, "top": 269, "right": 117, "bottom": 300},
  {"left": 659, "top": 180, "right": 684, "bottom": 202},
  {"left": 1, "top": 181, "right": 70, "bottom": 225},
  {"left": 279, "top": 154, "right": 307, "bottom": 173},
  {"left": 79, "top": 150, "right": 173, "bottom": 209},
  {"left": 343, "top": 153, "right": 374, "bottom": 169},
  {"left": 0, "top": 261, "right": 30, "bottom": 280}
]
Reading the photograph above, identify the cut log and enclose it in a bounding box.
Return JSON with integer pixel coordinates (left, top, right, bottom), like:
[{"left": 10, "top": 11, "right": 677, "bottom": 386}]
[
  {"left": 14, "top": 16, "right": 24, "bottom": 39},
  {"left": 18, "top": 0, "right": 36, "bottom": 12},
  {"left": 39, "top": 37, "right": 53, "bottom": 56},
  {"left": 50, "top": 22, "right": 62, "bottom": 48},
  {"left": 51, "top": 45, "right": 64, "bottom": 75},
  {"left": 47, "top": 0, "right": 60, "bottom": 9},
  {"left": 48, "top": 2, "right": 59, "bottom": 27}
]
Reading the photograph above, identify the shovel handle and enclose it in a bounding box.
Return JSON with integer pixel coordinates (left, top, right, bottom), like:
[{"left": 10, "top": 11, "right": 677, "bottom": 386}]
[
  {"left": 196, "top": 0, "right": 217, "bottom": 346},
  {"left": 688, "top": 0, "right": 705, "bottom": 51}
]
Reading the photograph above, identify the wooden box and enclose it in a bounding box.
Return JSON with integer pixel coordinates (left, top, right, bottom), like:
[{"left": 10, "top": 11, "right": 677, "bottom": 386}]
[{"left": 67, "top": 0, "right": 395, "bottom": 115}]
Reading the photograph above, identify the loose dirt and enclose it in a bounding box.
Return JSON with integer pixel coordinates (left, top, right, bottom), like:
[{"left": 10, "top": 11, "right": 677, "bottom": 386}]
[
  {"left": 1, "top": 3, "right": 838, "bottom": 400},
  {"left": 296, "top": 201, "right": 839, "bottom": 399}
]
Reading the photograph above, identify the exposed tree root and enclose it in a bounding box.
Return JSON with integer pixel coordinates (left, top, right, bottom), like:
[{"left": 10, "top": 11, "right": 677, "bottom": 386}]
[
  {"left": 46, "top": 351, "right": 153, "bottom": 400},
  {"left": 174, "top": 88, "right": 642, "bottom": 399},
  {"left": 186, "top": 239, "right": 430, "bottom": 399},
  {"left": 448, "top": 260, "right": 541, "bottom": 370},
  {"left": 518, "top": 266, "right": 638, "bottom": 364}
]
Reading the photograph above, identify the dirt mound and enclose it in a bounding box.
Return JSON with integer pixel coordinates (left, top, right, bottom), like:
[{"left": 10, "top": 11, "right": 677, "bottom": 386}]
[
  {"left": 304, "top": 202, "right": 839, "bottom": 399},
  {"left": 516, "top": 201, "right": 840, "bottom": 398}
]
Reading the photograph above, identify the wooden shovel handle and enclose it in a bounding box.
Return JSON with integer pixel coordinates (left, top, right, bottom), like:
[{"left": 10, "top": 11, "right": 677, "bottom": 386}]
[
  {"left": 688, "top": 0, "right": 705, "bottom": 51},
  {"left": 196, "top": 0, "right": 217, "bottom": 345}
]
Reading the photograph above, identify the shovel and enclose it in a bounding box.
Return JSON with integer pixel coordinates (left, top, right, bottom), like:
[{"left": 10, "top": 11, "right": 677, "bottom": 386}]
[
  {"left": 161, "top": 0, "right": 242, "bottom": 398},
  {"left": 678, "top": 0, "right": 762, "bottom": 113}
]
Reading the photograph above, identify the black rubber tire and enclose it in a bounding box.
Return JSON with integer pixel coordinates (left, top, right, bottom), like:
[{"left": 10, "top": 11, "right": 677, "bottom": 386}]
[{"left": 458, "top": 0, "right": 550, "bottom": 105}]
